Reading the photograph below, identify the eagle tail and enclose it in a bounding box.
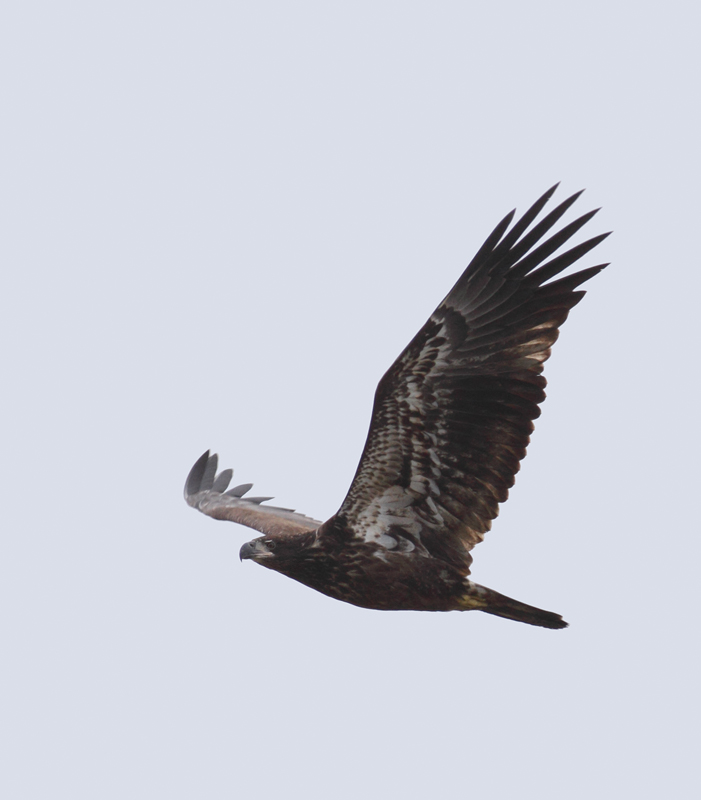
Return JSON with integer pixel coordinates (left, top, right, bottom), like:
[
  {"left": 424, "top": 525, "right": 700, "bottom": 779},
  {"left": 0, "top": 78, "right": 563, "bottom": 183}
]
[{"left": 468, "top": 584, "right": 568, "bottom": 629}]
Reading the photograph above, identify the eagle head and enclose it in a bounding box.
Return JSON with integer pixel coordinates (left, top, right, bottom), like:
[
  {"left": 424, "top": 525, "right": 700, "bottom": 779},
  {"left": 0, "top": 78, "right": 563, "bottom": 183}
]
[{"left": 239, "top": 530, "right": 317, "bottom": 568}]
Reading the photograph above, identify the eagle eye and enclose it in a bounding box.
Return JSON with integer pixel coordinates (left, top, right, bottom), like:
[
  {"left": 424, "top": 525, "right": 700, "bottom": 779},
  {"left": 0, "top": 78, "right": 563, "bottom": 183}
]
[{"left": 265, "top": 540, "right": 276, "bottom": 550}]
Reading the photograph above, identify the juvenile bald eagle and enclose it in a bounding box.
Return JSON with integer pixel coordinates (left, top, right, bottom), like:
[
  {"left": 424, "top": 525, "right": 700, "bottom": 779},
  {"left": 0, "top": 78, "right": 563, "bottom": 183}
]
[{"left": 185, "top": 185, "right": 609, "bottom": 628}]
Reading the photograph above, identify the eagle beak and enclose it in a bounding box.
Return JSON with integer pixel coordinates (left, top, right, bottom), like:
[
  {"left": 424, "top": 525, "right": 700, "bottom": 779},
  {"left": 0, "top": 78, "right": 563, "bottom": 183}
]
[
  {"left": 239, "top": 539, "right": 274, "bottom": 561},
  {"left": 239, "top": 541, "right": 257, "bottom": 561}
]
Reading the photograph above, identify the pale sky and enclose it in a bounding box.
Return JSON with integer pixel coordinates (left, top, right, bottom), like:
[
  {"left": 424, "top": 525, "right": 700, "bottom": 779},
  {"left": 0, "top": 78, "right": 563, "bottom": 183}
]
[{"left": 2, "top": 2, "right": 699, "bottom": 798}]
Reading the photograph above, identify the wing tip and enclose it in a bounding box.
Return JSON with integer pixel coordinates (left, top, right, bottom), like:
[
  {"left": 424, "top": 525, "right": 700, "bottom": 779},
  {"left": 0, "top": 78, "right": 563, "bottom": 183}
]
[{"left": 184, "top": 450, "right": 214, "bottom": 500}]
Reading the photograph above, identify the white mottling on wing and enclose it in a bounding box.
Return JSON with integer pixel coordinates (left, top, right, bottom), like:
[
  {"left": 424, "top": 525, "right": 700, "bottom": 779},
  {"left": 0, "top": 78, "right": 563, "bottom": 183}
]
[
  {"left": 356, "top": 483, "right": 428, "bottom": 545},
  {"left": 425, "top": 496, "right": 443, "bottom": 524},
  {"left": 396, "top": 538, "right": 416, "bottom": 553},
  {"left": 377, "top": 534, "right": 398, "bottom": 549},
  {"left": 410, "top": 476, "right": 426, "bottom": 494}
]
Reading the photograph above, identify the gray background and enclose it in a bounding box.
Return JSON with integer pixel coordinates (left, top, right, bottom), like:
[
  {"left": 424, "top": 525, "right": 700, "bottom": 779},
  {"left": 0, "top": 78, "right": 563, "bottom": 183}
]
[{"left": 2, "top": 2, "right": 699, "bottom": 798}]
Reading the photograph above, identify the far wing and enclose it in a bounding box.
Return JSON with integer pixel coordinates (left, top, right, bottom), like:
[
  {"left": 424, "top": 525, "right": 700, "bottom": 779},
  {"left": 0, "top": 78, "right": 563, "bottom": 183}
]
[
  {"left": 185, "top": 451, "right": 323, "bottom": 536},
  {"left": 330, "top": 185, "right": 609, "bottom": 572}
]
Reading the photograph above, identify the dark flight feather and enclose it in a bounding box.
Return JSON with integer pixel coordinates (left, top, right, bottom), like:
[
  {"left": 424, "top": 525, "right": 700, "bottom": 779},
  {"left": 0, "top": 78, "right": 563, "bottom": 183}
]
[{"left": 184, "top": 186, "right": 609, "bottom": 628}]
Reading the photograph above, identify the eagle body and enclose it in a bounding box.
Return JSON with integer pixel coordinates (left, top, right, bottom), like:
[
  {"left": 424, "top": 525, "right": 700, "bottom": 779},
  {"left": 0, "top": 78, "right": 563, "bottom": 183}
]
[
  {"left": 236, "top": 519, "right": 571, "bottom": 628},
  {"left": 239, "top": 521, "right": 470, "bottom": 611},
  {"left": 185, "top": 186, "right": 609, "bottom": 628}
]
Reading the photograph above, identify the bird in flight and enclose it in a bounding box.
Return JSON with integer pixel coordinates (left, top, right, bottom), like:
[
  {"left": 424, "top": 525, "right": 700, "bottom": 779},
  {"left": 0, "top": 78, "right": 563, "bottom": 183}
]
[{"left": 185, "top": 185, "right": 609, "bottom": 628}]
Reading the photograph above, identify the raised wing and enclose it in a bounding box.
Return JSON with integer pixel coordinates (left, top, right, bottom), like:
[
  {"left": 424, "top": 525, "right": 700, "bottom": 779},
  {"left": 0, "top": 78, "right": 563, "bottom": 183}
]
[
  {"left": 331, "top": 185, "right": 609, "bottom": 571},
  {"left": 185, "top": 451, "right": 323, "bottom": 535}
]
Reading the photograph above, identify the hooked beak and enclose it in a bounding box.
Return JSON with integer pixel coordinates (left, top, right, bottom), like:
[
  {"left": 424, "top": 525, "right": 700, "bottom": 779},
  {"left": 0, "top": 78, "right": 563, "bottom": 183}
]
[
  {"left": 239, "top": 541, "right": 256, "bottom": 561},
  {"left": 239, "top": 539, "right": 273, "bottom": 561}
]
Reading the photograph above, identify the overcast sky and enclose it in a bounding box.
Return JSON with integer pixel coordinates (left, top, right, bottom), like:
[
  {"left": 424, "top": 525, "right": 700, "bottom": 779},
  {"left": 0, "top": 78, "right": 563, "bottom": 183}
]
[{"left": 2, "top": 2, "right": 699, "bottom": 798}]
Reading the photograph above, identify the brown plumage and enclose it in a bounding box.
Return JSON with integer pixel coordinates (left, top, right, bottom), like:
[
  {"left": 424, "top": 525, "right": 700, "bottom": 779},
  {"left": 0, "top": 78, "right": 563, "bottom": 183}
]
[{"left": 185, "top": 185, "right": 609, "bottom": 628}]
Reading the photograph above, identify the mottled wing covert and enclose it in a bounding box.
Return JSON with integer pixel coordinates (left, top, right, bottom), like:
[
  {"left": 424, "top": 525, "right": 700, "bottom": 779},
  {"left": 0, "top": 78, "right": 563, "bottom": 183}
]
[{"left": 332, "top": 185, "right": 609, "bottom": 571}]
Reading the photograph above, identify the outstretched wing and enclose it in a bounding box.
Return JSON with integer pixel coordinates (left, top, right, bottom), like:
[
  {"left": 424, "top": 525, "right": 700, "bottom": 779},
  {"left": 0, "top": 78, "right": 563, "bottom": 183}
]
[
  {"left": 185, "top": 451, "right": 323, "bottom": 536},
  {"left": 330, "top": 185, "right": 609, "bottom": 571}
]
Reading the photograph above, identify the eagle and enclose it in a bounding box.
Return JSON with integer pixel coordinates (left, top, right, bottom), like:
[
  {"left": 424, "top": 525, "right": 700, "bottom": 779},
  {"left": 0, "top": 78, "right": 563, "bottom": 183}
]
[{"left": 185, "top": 185, "right": 609, "bottom": 628}]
